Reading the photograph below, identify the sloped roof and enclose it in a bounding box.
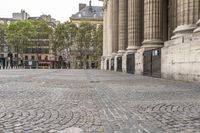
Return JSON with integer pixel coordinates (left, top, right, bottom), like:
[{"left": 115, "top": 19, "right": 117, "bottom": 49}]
[
  {"left": 70, "top": 6, "right": 103, "bottom": 21},
  {"left": 0, "top": 18, "right": 17, "bottom": 21}
]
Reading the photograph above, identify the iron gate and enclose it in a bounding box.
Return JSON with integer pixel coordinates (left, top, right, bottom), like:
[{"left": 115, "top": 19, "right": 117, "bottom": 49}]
[
  {"left": 117, "top": 57, "right": 122, "bottom": 72},
  {"left": 111, "top": 58, "right": 114, "bottom": 71},
  {"left": 143, "top": 49, "right": 161, "bottom": 78},
  {"left": 127, "top": 54, "right": 135, "bottom": 74}
]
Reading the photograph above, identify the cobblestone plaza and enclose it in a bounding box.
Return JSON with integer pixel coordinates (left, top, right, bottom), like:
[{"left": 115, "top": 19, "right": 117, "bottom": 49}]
[{"left": 0, "top": 70, "right": 199, "bottom": 132}]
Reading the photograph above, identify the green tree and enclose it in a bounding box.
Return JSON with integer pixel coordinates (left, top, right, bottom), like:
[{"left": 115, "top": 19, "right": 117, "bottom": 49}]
[
  {"left": 76, "top": 22, "right": 96, "bottom": 68},
  {"left": 93, "top": 24, "right": 103, "bottom": 55},
  {"left": 91, "top": 24, "right": 103, "bottom": 68},
  {"left": 53, "top": 22, "right": 77, "bottom": 68},
  {"left": 30, "top": 20, "right": 53, "bottom": 66},
  {"left": 53, "top": 23, "right": 66, "bottom": 55},
  {"left": 0, "top": 23, "right": 7, "bottom": 45},
  {"left": 6, "top": 20, "right": 36, "bottom": 66},
  {"left": 65, "top": 22, "right": 77, "bottom": 47},
  {"left": 53, "top": 23, "right": 66, "bottom": 68}
]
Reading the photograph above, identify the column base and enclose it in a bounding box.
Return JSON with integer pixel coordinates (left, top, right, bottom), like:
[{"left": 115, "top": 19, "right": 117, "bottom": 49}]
[
  {"left": 117, "top": 50, "right": 126, "bottom": 56},
  {"left": 142, "top": 39, "right": 163, "bottom": 49},
  {"left": 194, "top": 28, "right": 200, "bottom": 33},
  {"left": 172, "top": 25, "right": 197, "bottom": 39},
  {"left": 126, "top": 46, "right": 139, "bottom": 53},
  {"left": 194, "top": 19, "right": 200, "bottom": 33},
  {"left": 101, "top": 56, "right": 110, "bottom": 70},
  {"left": 101, "top": 56, "right": 105, "bottom": 70},
  {"left": 193, "top": 19, "right": 200, "bottom": 33}
]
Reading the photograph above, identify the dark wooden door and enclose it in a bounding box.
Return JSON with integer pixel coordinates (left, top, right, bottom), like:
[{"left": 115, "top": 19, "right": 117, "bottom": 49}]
[
  {"left": 117, "top": 57, "right": 122, "bottom": 72},
  {"left": 127, "top": 54, "right": 135, "bottom": 74},
  {"left": 106, "top": 59, "right": 109, "bottom": 70},
  {"left": 143, "top": 49, "right": 161, "bottom": 78},
  {"left": 111, "top": 58, "right": 114, "bottom": 71}
]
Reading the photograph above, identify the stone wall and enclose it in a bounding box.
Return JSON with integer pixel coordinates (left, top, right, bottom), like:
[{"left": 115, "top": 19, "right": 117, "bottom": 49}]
[
  {"left": 162, "top": 34, "right": 200, "bottom": 82},
  {"left": 135, "top": 48, "right": 144, "bottom": 75}
]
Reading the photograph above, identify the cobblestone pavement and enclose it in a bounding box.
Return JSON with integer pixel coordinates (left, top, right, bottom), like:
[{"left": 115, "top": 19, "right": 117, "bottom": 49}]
[{"left": 0, "top": 69, "right": 200, "bottom": 133}]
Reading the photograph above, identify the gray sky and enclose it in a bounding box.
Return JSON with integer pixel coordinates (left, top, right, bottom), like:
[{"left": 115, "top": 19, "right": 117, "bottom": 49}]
[{"left": 0, "top": 0, "right": 103, "bottom": 22}]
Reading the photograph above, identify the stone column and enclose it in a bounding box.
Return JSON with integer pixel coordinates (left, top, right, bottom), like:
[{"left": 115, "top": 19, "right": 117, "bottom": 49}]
[
  {"left": 112, "top": 0, "right": 118, "bottom": 55},
  {"left": 168, "top": 0, "right": 178, "bottom": 39},
  {"left": 103, "top": 8, "right": 107, "bottom": 57},
  {"left": 107, "top": 0, "right": 113, "bottom": 70},
  {"left": 112, "top": 0, "right": 119, "bottom": 71},
  {"left": 142, "top": 0, "right": 164, "bottom": 48},
  {"left": 127, "top": 0, "right": 142, "bottom": 53},
  {"left": 118, "top": 0, "right": 128, "bottom": 54},
  {"left": 117, "top": 0, "right": 128, "bottom": 72},
  {"left": 107, "top": 0, "right": 112, "bottom": 57},
  {"left": 172, "top": 0, "right": 177, "bottom": 36},
  {"left": 173, "top": 0, "right": 200, "bottom": 38},
  {"left": 102, "top": 0, "right": 108, "bottom": 70}
]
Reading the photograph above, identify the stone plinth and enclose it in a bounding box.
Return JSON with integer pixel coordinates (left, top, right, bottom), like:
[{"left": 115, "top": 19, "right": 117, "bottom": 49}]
[{"left": 162, "top": 35, "right": 200, "bottom": 82}]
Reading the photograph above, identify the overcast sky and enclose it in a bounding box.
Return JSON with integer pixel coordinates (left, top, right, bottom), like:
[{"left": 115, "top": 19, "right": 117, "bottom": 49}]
[{"left": 0, "top": 0, "right": 103, "bottom": 22}]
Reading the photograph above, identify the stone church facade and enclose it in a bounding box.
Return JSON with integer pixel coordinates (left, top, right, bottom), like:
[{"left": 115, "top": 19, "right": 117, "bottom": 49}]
[{"left": 102, "top": 0, "right": 200, "bottom": 82}]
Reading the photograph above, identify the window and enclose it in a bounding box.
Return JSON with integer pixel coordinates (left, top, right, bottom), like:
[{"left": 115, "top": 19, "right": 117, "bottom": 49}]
[
  {"left": 25, "top": 56, "right": 28, "bottom": 60},
  {"left": 38, "top": 55, "right": 41, "bottom": 60},
  {"left": 0, "top": 46, "right": 3, "bottom": 52},
  {"left": 0, "top": 54, "right": 4, "bottom": 58},
  {"left": 31, "top": 56, "right": 35, "bottom": 60},
  {"left": 45, "top": 56, "right": 48, "bottom": 60}
]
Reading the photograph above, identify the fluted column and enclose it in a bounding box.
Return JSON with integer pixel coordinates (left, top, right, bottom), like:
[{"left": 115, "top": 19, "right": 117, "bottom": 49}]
[
  {"left": 107, "top": 0, "right": 112, "bottom": 57},
  {"left": 103, "top": 1, "right": 108, "bottom": 57},
  {"left": 142, "top": 0, "right": 163, "bottom": 48},
  {"left": 112, "top": 0, "right": 119, "bottom": 55},
  {"left": 173, "top": 0, "right": 200, "bottom": 38},
  {"left": 127, "top": 0, "right": 142, "bottom": 53},
  {"left": 118, "top": 0, "right": 128, "bottom": 54},
  {"left": 172, "top": 0, "right": 178, "bottom": 35}
]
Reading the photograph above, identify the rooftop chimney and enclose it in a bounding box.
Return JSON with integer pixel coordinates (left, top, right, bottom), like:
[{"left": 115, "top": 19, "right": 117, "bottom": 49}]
[{"left": 79, "top": 3, "right": 86, "bottom": 11}]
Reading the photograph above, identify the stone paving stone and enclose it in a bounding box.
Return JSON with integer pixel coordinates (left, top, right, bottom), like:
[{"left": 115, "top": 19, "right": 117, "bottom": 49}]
[{"left": 0, "top": 69, "right": 200, "bottom": 133}]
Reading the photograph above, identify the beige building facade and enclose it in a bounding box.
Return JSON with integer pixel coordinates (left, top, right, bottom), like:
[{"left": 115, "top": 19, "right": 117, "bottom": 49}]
[{"left": 102, "top": 0, "right": 200, "bottom": 82}]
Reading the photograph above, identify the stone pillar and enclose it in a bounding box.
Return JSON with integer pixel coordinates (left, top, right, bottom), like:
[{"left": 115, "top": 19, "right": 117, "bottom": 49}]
[
  {"left": 107, "top": 0, "right": 112, "bottom": 57},
  {"left": 142, "top": 0, "right": 164, "bottom": 48},
  {"left": 118, "top": 0, "right": 128, "bottom": 72},
  {"left": 112, "top": 0, "right": 119, "bottom": 71},
  {"left": 173, "top": 0, "right": 200, "bottom": 39},
  {"left": 102, "top": 0, "right": 108, "bottom": 70},
  {"left": 171, "top": 0, "right": 178, "bottom": 38},
  {"left": 107, "top": 0, "right": 113, "bottom": 70},
  {"left": 118, "top": 0, "right": 128, "bottom": 54},
  {"left": 127, "top": 0, "right": 142, "bottom": 53},
  {"left": 112, "top": 0, "right": 119, "bottom": 55}
]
